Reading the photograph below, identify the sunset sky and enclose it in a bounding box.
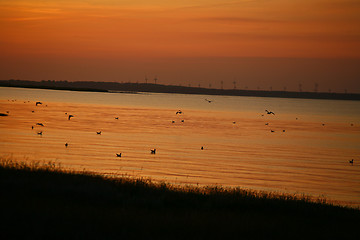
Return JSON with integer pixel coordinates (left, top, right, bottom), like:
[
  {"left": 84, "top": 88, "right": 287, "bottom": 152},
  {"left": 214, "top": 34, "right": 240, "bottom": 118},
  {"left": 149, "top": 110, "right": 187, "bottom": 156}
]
[{"left": 1, "top": 0, "right": 359, "bottom": 92}]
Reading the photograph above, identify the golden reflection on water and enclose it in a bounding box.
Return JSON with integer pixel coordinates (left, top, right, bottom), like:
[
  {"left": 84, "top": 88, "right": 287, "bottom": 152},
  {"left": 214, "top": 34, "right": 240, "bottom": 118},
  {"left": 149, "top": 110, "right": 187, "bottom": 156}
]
[{"left": 0, "top": 99, "right": 359, "bottom": 207}]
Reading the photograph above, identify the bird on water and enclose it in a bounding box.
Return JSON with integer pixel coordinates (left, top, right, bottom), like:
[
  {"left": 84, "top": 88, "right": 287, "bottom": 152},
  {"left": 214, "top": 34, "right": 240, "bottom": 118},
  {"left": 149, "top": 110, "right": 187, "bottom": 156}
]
[
  {"left": 65, "top": 143, "right": 68, "bottom": 147},
  {"left": 265, "top": 110, "right": 275, "bottom": 115},
  {"left": 68, "top": 115, "right": 74, "bottom": 120},
  {"left": 349, "top": 159, "right": 354, "bottom": 165}
]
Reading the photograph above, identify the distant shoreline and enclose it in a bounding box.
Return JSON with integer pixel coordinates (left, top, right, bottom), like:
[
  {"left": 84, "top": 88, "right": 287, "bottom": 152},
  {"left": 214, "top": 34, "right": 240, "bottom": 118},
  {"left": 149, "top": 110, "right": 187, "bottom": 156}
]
[{"left": 1, "top": 79, "right": 360, "bottom": 101}]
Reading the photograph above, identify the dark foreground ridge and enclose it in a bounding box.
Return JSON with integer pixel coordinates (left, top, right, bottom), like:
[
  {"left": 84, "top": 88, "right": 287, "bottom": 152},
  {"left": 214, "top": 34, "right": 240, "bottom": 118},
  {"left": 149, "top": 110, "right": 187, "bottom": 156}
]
[
  {"left": 1, "top": 79, "right": 360, "bottom": 101},
  {"left": 1, "top": 160, "right": 359, "bottom": 240}
]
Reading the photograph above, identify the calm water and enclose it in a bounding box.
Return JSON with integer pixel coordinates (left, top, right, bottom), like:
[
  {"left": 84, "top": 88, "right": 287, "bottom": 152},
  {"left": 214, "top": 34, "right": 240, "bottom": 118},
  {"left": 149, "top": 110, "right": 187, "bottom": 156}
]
[{"left": 1, "top": 87, "right": 360, "bottom": 206}]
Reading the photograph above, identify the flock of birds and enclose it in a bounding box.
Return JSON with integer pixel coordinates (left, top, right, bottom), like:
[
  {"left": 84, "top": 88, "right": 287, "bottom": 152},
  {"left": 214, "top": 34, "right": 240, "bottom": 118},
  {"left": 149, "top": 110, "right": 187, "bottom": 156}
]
[
  {"left": 2, "top": 98, "right": 357, "bottom": 166},
  {"left": 29, "top": 100, "right": 161, "bottom": 159}
]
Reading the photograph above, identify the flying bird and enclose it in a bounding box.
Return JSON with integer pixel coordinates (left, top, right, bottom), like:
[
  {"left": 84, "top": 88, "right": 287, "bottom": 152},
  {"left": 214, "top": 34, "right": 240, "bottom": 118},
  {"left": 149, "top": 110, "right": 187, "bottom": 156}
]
[
  {"left": 151, "top": 149, "right": 156, "bottom": 154},
  {"left": 36, "top": 123, "right": 44, "bottom": 126},
  {"left": 36, "top": 102, "right": 42, "bottom": 106},
  {"left": 37, "top": 131, "right": 43, "bottom": 135},
  {"left": 270, "top": 130, "right": 275, "bottom": 133},
  {"left": 96, "top": 131, "right": 101, "bottom": 135},
  {"left": 68, "top": 115, "right": 74, "bottom": 120},
  {"left": 349, "top": 159, "right": 354, "bottom": 165},
  {"left": 176, "top": 110, "right": 182, "bottom": 114},
  {"left": 115, "top": 117, "right": 119, "bottom": 120},
  {"left": 116, "top": 153, "right": 122, "bottom": 157},
  {"left": 265, "top": 110, "right": 275, "bottom": 115}
]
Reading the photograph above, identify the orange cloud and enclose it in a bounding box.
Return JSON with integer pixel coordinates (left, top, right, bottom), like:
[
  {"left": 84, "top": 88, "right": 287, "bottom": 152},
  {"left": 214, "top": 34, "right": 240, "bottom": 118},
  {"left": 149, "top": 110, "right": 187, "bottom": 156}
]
[{"left": 0, "top": 0, "right": 359, "bottom": 59}]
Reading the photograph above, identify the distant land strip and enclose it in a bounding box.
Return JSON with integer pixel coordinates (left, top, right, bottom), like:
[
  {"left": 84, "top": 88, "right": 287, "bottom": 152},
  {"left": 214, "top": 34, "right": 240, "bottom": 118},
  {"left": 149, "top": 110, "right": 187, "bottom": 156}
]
[{"left": 1, "top": 79, "right": 359, "bottom": 101}]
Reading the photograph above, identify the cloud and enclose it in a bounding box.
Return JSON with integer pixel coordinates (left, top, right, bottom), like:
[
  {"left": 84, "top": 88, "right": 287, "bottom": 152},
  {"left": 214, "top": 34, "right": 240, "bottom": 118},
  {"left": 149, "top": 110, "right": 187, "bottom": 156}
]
[
  {"left": 174, "top": 0, "right": 257, "bottom": 11},
  {"left": 324, "top": 0, "right": 360, "bottom": 8},
  {"left": 197, "top": 31, "right": 360, "bottom": 43},
  {"left": 192, "top": 16, "right": 282, "bottom": 24},
  {"left": 3, "top": 17, "right": 56, "bottom": 22}
]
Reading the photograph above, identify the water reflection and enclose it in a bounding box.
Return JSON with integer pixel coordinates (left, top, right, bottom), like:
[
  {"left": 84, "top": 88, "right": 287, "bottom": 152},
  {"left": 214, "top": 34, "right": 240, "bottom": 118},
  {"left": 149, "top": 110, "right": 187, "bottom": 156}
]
[{"left": 0, "top": 87, "right": 360, "bottom": 207}]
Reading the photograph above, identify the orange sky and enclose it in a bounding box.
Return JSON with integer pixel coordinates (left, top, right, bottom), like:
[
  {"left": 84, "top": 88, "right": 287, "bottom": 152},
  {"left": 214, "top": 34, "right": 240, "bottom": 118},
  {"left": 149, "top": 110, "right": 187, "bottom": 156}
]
[{"left": 1, "top": 0, "right": 360, "bottom": 92}]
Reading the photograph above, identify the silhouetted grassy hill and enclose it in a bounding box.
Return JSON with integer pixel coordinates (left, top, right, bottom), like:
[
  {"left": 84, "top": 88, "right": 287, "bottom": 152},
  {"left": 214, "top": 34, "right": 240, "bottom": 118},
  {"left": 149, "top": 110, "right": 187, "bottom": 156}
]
[
  {"left": 1, "top": 159, "right": 359, "bottom": 239},
  {"left": 1, "top": 79, "right": 359, "bottom": 101}
]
